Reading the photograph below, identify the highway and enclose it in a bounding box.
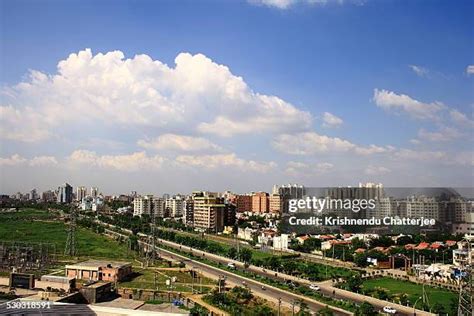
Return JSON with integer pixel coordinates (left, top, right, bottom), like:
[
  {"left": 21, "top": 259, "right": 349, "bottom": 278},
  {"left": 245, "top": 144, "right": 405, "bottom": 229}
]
[
  {"left": 97, "top": 219, "right": 433, "bottom": 316},
  {"left": 154, "top": 244, "right": 352, "bottom": 316}
]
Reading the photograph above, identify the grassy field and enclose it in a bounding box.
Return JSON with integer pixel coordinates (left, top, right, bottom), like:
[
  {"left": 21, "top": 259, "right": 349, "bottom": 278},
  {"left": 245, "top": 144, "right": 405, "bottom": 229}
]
[
  {"left": 0, "top": 209, "right": 133, "bottom": 259},
  {"left": 362, "top": 277, "right": 458, "bottom": 310},
  {"left": 119, "top": 267, "right": 214, "bottom": 293}
]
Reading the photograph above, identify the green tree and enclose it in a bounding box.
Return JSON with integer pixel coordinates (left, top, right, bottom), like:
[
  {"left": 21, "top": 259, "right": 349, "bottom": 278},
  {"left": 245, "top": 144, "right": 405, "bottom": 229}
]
[
  {"left": 316, "top": 306, "right": 334, "bottom": 316},
  {"left": 354, "top": 302, "right": 377, "bottom": 316},
  {"left": 432, "top": 302, "right": 445, "bottom": 315},
  {"left": 346, "top": 275, "right": 362, "bottom": 292},
  {"left": 227, "top": 247, "right": 238, "bottom": 259},
  {"left": 239, "top": 248, "right": 253, "bottom": 264}
]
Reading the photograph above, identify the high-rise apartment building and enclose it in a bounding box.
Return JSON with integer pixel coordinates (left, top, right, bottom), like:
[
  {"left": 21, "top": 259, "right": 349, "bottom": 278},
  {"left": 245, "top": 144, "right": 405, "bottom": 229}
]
[
  {"left": 90, "top": 187, "right": 99, "bottom": 198},
  {"left": 133, "top": 195, "right": 153, "bottom": 217},
  {"left": 193, "top": 191, "right": 226, "bottom": 232},
  {"left": 183, "top": 196, "right": 194, "bottom": 226},
  {"left": 57, "top": 183, "right": 73, "bottom": 204},
  {"left": 252, "top": 192, "right": 269, "bottom": 213},
  {"left": 406, "top": 196, "right": 440, "bottom": 221},
  {"left": 153, "top": 197, "right": 166, "bottom": 218},
  {"left": 76, "top": 186, "right": 87, "bottom": 202},
  {"left": 235, "top": 195, "right": 252, "bottom": 213},
  {"left": 42, "top": 190, "right": 56, "bottom": 203},
  {"left": 269, "top": 193, "right": 282, "bottom": 214},
  {"left": 166, "top": 195, "right": 185, "bottom": 218}
]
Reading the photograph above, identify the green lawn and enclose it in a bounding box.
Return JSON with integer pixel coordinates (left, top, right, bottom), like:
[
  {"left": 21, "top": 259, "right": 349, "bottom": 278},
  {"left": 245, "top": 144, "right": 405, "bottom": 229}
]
[
  {"left": 0, "top": 210, "right": 133, "bottom": 260},
  {"left": 119, "top": 267, "right": 214, "bottom": 293},
  {"left": 0, "top": 208, "right": 57, "bottom": 220},
  {"left": 362, "top": 277, "right": 458, "bottom": 310}
]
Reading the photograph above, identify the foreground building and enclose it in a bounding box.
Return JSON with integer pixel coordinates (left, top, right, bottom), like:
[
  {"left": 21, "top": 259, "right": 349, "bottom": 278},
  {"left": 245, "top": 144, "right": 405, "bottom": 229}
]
[
  {"left": 65, "top": 260, "right": 132, "bottom": 282},
  {"left": 193, "top": 191, "right": 226, "bottom": 232}
]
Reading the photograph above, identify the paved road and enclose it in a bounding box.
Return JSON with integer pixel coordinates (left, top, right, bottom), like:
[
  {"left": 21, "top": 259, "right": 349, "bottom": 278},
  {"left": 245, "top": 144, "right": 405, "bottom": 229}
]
[
  {"left": 154, "top": 245, "right": 351, "bottom": 316},
  {"left": 98, "top": 220, "right": 433, "bottom": 316}
]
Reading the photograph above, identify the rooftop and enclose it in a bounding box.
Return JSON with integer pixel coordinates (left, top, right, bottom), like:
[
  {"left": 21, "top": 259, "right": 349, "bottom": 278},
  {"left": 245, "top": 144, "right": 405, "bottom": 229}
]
[{"left": 66, "top": 259, "right": 131, "bottom": 270}]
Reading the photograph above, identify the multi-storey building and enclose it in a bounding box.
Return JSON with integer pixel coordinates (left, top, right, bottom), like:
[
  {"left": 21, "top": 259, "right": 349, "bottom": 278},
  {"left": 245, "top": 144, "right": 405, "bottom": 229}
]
[
  {"left": 57, "top": 183, "right": 73, "bottom": 204},
  {"left": 274, "top": 184, "right": 305, "bottom": 213},
  {"left": 152, "top": 197, "right": 166, "bottom": 218},
  {"left": 193, "top": 191, "right": 226, "bottom": 232},
  {"left": 235, "top": 195, "right": 252, "bottom": 213},
  {"left": 42, "top": 190, "right": 56, "bottom": 203},
  {"left": 90, "top": 187, "right": 99, "bottom": 198},
  {"left": 406, "top": 196, "right": 440, "bottom": 221},
  {"left": 252, "top": 192, "right": 269, "bottom": 213},
  {"left": 166, "top": 195, "right": 184, "bottom": 218},
  {"left": 133, "top": 195, "right": 153, "bottom": 217},
  {"left": 76, "top": 186, "right": 87, "bottom": 202},
  {"left": 183, "top": 196, "right": 194, "bottom": 226},
  {"left": 30, "top": 189, "right": 38, "bottom": 201},
  {"left": 269, "top": 193, "right": 282, "bottom": 214}
]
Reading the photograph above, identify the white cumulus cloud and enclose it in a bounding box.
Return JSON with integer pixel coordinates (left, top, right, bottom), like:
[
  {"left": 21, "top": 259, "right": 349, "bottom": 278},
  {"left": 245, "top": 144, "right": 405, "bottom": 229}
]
[
  {"left": 0, "top": 49, "right": 312, "bottom": 142},
  {"left": 322, "top": 112, "right": 343, "bottom": 128},
  {"left": 0, "top": 154, "right": 57, "bottom": 167},
  {"left": 418, "top": 127, "right": 461, "bottom": 142},
  {"left": 373, "top": 89, "right": 444, "bottom": 121},
  {"left": 466, "top": 65, "right": 474, "bottom": 76},
  {"left": 272, "top": 132, "right": 393, "bottom": 156},
  {"left": 365, "top": 165, "right": 391, "bottom": 175},
  {"left": 409, "top": 65, "right": 429, "bottom": 77},
  {"left": 175, "top": 153, "right": 276, "bottom": 173},
  {"left": 69, "top": 150, "right": 166, "bottom": 171},
  {"left": 285, "top": 161, "right": 334, "bottom": 176},
  {"left": 137, "top": 134, "right": 223, "bottom": 153}
]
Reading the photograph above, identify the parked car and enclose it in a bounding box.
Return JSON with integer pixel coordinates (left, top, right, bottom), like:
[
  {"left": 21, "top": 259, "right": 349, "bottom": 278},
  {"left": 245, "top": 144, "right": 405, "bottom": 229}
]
[
  {"left": 383, "top": 306, "right": 397, "bottom": 314},
  {"left": 309, "top": 284, "right": 320, "bottom": 291}
]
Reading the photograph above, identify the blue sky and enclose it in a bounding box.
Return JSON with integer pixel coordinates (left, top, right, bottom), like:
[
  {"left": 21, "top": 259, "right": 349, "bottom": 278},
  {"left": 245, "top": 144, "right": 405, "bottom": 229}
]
[{"left": 0, "top": 0, "right": 473, "bottom": 194}]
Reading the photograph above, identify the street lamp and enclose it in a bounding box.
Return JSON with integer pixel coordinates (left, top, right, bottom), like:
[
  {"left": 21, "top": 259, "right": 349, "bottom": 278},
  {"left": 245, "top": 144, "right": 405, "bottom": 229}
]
[{"left": 413, "top": 296, "right": 422, "bottom": 316}]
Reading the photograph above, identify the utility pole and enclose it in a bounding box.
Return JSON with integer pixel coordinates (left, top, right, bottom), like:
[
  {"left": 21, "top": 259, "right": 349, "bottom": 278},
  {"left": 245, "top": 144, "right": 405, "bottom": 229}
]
[
  {"left": 64, "top": 206, "right": 77, "bottom": 256},
  {"left": 277, "top": 297, "right": 281, "bottom": 316},
  {"left": 458, "top": 235, "right": 473, "bottom": 316},
  {"left": 146, "top": 211, "right": 157, "bottom": 266}
]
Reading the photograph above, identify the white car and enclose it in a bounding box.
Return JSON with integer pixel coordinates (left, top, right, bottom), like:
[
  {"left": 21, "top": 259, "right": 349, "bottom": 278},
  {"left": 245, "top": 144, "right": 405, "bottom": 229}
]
[
  {"left": 309, "top": 284, "right": 320, "bottom": 291},
  {"left": 227, "top": 263, "right": 236, "bottom": 269},
  {"left": 383, "top": 306, "right": 397, "bottom": 314}
]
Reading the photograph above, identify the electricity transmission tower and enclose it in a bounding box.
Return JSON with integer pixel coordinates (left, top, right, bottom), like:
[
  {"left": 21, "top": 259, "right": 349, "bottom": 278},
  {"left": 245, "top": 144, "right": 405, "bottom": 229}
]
[
  {"left": 64, "top": 207, "right": 77, "bottom": 256},
  {"left": 458, "top": 235, "right": 473, "bottom": 316},
  {"left": 146, "top": 211, "right": 157, "bottom": 266}
]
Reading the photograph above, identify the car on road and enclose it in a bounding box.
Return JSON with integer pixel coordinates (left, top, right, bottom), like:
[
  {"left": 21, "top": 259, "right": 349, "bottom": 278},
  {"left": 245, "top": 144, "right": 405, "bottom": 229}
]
[
  {"left": 227, "top": 262, "right": 236, "bottom": 269},
  {"left": 383, "top": 306, "right": 397, "bottom": 314},
  {"left": 309, "top": 284, "right": 320, "bottom": 291}
]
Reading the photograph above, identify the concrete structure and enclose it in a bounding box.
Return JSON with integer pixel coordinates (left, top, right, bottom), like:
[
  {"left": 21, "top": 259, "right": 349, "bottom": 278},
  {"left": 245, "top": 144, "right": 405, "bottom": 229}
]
[
  {"left": 183, "top": 197, "right": 194, "bottom": 226},
  {"left": 235, "top": 194, "right": 252, "bottom": 213},
  {"left": 152, "top": 197, "right": 166, "bottom": 218},
  {"left": 406, "top": 196, "right": 440, "bottom": 221},
  {"left": 76, "top": 186, "right": 87, "bottom": 202},
  {"left": 269, "top": 193, "right": 282, "bottom": 214},
  {"left": 57, "top": 183, "right": 73, "bottom": 204},
  {"left": 41, "top": 190, "right": 56, "bottom": 202},
  {"left": 166, "top": 195, "right": 184, "bottom": 218},
  {"left": 80, "top": 281, "right": 113, "bottom": 303},
  {"left": 252, "top": 192, "right": 269, "bottom": 213},
  {"left": 192, "top": 191, "right": 226, "bottom": 232},
  {"left": 91, "top": 187, "right": 99, "bottom": 198},
  {"left": 273, "top": 234, "right": 289, "bottom": 251},
  {"left": 133, "top": 195, "right": 153, "bottom": 217},
  {"left": 65, "top": 260, "right": 132, "bottom": 282}
]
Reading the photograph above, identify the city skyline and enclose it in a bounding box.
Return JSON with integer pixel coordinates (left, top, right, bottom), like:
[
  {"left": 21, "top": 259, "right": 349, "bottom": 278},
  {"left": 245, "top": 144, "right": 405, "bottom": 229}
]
[{"left": 1, "top": 0, "right": 473, "bottom": 194}]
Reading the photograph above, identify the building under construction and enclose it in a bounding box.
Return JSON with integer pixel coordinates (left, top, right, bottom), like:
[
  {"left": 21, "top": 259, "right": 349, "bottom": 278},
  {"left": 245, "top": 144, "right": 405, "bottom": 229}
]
[{"left": 0, "top": 241, "right": 56, "bottom": 274}]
